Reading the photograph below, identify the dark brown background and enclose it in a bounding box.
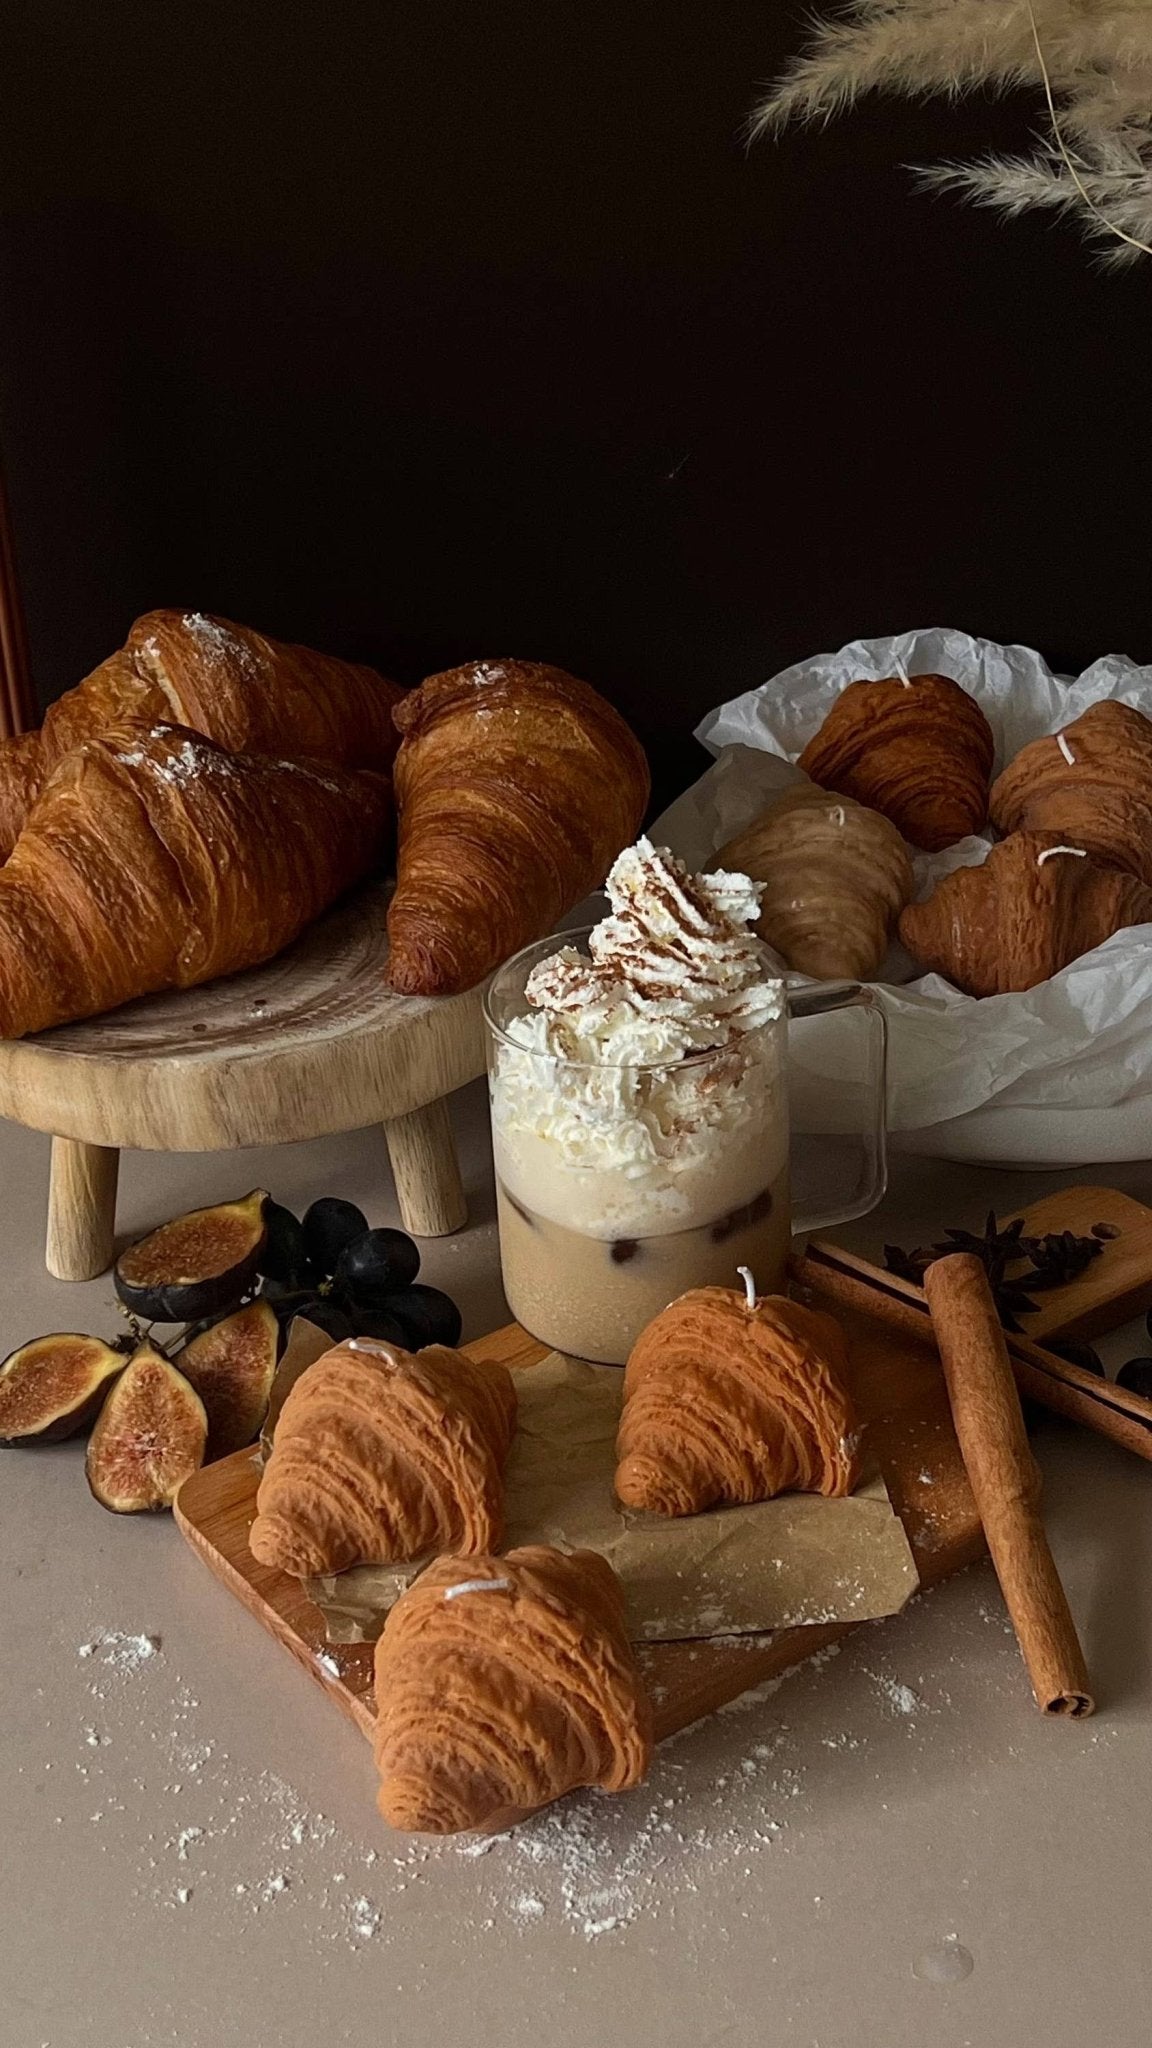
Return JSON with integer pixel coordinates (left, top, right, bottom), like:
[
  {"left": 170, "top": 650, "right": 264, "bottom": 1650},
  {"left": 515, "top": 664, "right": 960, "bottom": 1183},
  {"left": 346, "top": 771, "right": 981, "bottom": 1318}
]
[{"left": 1, "top": 0, "right": 1150, "bottom": 805}]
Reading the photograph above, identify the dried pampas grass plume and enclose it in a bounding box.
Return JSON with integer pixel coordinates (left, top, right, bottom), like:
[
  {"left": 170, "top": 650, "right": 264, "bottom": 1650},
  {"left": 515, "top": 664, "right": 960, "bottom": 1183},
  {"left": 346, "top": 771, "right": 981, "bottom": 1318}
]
[{"left": 752, "top": 0, "right": 1152, "bottom": 264}]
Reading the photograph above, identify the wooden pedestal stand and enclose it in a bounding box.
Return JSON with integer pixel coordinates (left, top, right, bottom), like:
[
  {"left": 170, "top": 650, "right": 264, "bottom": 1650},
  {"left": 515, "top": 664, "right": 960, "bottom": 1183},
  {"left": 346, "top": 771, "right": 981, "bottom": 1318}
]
[{"left": 0, "top": 882, "right": 487, "bottom": 1279}]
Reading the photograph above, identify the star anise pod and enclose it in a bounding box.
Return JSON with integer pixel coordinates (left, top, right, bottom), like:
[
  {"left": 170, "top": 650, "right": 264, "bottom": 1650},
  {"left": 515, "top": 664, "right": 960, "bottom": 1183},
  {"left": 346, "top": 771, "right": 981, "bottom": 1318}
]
[
  {"left": 883, "top": 1243, "right": 933, "bottom": 1285},
  {"left": 1018, "top": 1230, "right": 1102, "bottom": 1290},
  {"left": 934, "top": 1211, "right": 1027, "bottom": 1268},
  {"left": 883, "top": 1209, "right": 1110, "bottom": 1335}
]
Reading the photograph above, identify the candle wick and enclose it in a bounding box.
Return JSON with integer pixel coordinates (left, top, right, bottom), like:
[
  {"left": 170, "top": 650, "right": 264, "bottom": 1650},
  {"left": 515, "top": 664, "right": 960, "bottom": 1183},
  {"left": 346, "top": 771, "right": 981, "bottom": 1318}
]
[{"left": 737, "top": 1265, "right": 758, "bottom": 1309}]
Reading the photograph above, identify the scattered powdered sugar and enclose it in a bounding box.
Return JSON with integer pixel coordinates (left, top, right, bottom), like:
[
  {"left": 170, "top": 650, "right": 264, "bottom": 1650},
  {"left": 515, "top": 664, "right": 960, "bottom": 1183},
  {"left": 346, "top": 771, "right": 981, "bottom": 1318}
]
[
  {"left": 78, "top": 1632, "right": 161, "bottom": 1670},
  {"left": 180, "top": 612, "right": 258, "bottom": 678},
  {"left": 347, "top": 1895, "right": 382, "bottom": 1940},
  {"left": 868, "top": 1672, "right": 925, "bottom": 1717},
  {"left": 54, "top": 1598, "right": 1023, "bottom": 1961}
]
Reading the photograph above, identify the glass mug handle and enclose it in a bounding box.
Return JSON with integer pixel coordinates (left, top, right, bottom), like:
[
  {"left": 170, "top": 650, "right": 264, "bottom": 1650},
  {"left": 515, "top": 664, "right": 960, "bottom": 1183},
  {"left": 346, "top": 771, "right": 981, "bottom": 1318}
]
[{"left": 785, "top": 982, "right": 888, "bottom": 1236}]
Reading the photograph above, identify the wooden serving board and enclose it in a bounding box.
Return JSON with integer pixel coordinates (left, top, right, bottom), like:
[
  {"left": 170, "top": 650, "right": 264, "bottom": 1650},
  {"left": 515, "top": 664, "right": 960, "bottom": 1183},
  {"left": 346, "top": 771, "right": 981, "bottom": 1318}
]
[{"left": 173, "top": 1184, "right": 1152, "bottom": 1748}]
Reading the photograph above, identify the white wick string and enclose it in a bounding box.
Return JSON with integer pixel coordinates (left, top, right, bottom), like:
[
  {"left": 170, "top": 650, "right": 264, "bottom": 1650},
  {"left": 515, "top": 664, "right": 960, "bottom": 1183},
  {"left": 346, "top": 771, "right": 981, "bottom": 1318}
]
[
  {"left": 891, "top": 654, "right": 913, "bottom": 689},
  {"left": 829, "top": 804, "right": 845, "bottom": 827},
  {"left": 1036, "top": 845, "right": 1088, "bottom": 865},
  {"left": 443, "top": 1578, "right": 514, "bottom": 1602},
  {"left": 1056, "top": 732, "right": 1076, "bottom": 766},
  {"left": 737, "top": 1265, "right": 758, "bottom": 1309},
  {"left": 347, "top": 1337, "right": 400, "bottom": 1357}
]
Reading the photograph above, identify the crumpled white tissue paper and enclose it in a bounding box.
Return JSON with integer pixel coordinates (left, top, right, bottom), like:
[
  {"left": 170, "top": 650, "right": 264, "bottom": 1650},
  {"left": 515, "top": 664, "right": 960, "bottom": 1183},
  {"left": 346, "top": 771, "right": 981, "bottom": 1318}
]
[{"left": 652, "top": 628, "right": 1152, "bottom": 1168}]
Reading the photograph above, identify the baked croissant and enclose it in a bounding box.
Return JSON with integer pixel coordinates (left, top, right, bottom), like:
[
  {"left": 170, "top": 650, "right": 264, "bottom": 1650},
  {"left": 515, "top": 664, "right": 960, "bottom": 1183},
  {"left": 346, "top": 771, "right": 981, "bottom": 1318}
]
[
  {"left": 616, "top": 1286, "right": 861, "bottom": 1516},
  {"left": 0, "top": 724, "right": 390, "bottom": 1038},
  {"left": 373, "top": 1546, "right": 653, "bottom": 1833},
  {"left": 716, "top": 785, "right": 914, "bottom": 979},
  {"left": 0, "top": 730, "right": 46, "bottom": 862},
  {"left": 0, "top": 610, "right": 403, "bottom": 857},
  {"left": 798, "top": 674, "right": 994, "bottom": 851},
  {"left": 249, "top": 1338, "right": 517, "bottom": 1578},
  {"left": 386, "top": 659, "right": 650, "bottom": 995},
  {"left": 989, "top": 701, "right": 1152, "bottom": 886},
  {"left": 898, "top": 830, "right": 1152, "bottom": 998}
]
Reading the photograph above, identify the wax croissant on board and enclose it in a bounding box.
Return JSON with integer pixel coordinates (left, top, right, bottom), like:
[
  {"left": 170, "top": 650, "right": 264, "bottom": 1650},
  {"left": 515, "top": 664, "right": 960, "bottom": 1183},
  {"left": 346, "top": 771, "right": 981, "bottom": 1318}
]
[
  {"left": 249, "top": 1339, "right": 517, "bottom": 1578},
  {"left": 798, "top": 673, "right": 994, "bottom": 852},
  {"left": 898, "top": 831, "right": 1152, "bottom": 998},
  {"left": 615, "top": 1286, "right": 862, "bottom": 1516},
  {"left": 0, "top": 610, "right": 403, "bottom": 858},
  {"left": 715, "top": 785, "right": 914, "bottom": 980},
  {"left": 373, "top": 1546, "right": 653, "bottom": 1833},
  {"left": 989, "top": 701, "right": 1152, "bottom": 887},
  {"left": 0, "top": 724, "right": 391, "bottom": 1038},
  {"left": 386, "top": 659, "right": 650, "bottom": 995}
]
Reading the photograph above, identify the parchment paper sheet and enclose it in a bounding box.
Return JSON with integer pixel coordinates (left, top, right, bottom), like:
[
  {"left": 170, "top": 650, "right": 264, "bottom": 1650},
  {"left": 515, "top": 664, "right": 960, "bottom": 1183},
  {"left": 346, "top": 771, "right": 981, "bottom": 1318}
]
[{"left": 267, "top": 1326, "right": 919, "bottom": 1647}]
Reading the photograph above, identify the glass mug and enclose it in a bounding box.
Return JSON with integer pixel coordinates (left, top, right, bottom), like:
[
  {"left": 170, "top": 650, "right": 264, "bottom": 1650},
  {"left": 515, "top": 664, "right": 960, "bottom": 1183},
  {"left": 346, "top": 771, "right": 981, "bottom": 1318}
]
[{"left": 484, "top": 929, "right": 887, "bottom": 1366}]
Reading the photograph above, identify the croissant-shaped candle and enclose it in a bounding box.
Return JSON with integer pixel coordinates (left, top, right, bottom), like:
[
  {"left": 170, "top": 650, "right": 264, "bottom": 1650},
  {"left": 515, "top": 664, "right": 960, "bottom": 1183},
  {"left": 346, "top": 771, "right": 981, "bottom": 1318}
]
[
  {"left": 989, "top": 701, "right": 1152, "bottom": 887},
  {"left": 716, "top": 785, "right": 914, "bottom": 979},
  {"left": 0, "top": 611, "right": 404, "bottom": 858},
  {"left": 615, "top": 1281, "right": 862, "bottom": 1516},
  {"left": 898, "top": 831, "right": 1152, "bottom": 998},
  {"left": 0, "top": 725, "right": 390, "bottom": 1038},
  {"left": 373, "top": 1546, "right": 653, "bottom": 1833},
  {"left": 249, "top": 1339, "right": 517, "bottom": 1578},
  {"left": 386, "top": 659, "right": 650, "bottom": 995},
  {"left": 798, "top": 674, "right": 994, "bottom": 851}
]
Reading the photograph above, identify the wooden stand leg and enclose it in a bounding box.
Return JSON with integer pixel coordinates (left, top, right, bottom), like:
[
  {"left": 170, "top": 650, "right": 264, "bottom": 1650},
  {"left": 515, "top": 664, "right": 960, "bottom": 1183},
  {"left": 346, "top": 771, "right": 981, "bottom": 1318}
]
[
  {"left": 383, "top": 1099, "right": 467, "bottom": 1237},
  {"left": 46, "top": 1138, "right": 120, "bottom": 1280}
]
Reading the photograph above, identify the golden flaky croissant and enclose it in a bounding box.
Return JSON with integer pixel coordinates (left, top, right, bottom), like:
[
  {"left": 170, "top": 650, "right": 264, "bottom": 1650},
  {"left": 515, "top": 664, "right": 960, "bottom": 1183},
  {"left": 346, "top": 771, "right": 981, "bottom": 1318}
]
[
  {"left": 716, "top": 785, "right": 914, "bottom": 979},
  {"left": 616, "top": 1286, "right": 861, "bottom": 1516},
  {"left": 990, "top": 701, "right": 1152, "bottom": 887},
  {"left": 799, "top": 674, "right": 994, "bottom": 852},
  {"left": 386, "top": 659, "right": 650, "bottom": 995},
  {"left": 249, "top": 1338, "right": 517, "bottom": 1578},
  {"left": 373, "top": 1547, "right": 653, "bottom": 1833},
  {"left": 0, "top": 724, "right": 390, "bottom": 1038},
  {"left": 0, "top": 730, "right": 46, "bottom": 862},
  {"left": 0, "top": 610, "right": 403, "bottom": 857},
  {"left": 898, "top": 831, "right": 1152, "bottom": 998}
]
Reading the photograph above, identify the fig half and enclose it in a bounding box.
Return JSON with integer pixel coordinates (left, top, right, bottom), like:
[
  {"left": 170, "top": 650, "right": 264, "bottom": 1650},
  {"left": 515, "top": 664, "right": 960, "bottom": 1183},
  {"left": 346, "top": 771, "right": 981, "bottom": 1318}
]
[
  {"left": 86, "top": 1343, "right": 207, "bottom": 1513},
  {"left": 174, "top": 1298, "right": 279, "bottom": 1460},
  {"left": 0, "top": 1334, "right": 124, "bottom": 1446},
  {"left": 114, "top": 1190, "right": 268, "bottom": 1323}
]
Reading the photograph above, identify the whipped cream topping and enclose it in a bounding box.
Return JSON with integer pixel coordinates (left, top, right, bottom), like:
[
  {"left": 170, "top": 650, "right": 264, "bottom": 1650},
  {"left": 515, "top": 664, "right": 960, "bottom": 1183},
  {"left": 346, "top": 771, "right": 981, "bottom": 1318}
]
[
  {"left": 514, "top": 838, "right": 782, "bottom": 1068},
  {"left": 490, "top": 841, "right": 786, "bottom": 1234}
]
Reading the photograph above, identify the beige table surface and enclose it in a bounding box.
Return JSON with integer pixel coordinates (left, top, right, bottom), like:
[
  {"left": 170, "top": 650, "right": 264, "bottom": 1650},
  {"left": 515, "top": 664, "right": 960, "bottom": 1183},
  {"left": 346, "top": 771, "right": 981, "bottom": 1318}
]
[{"left": 3, "top": 1079, "right": 1151, "bottom": 2048}]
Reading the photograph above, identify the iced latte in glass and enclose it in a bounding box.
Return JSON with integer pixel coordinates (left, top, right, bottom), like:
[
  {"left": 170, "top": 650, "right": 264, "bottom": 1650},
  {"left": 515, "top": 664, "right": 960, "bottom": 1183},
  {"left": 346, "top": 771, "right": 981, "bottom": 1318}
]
[{"left": 486, "top": 840, "right": 794, "bottom": 1364}]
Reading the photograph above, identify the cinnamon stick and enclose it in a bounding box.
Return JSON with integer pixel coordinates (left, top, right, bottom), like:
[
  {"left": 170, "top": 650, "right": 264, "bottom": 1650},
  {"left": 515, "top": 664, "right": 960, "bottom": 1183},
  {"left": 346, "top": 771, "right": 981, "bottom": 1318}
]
[{"left": 923, "top": 1253, "right": 1093, "bottom": 1718}]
